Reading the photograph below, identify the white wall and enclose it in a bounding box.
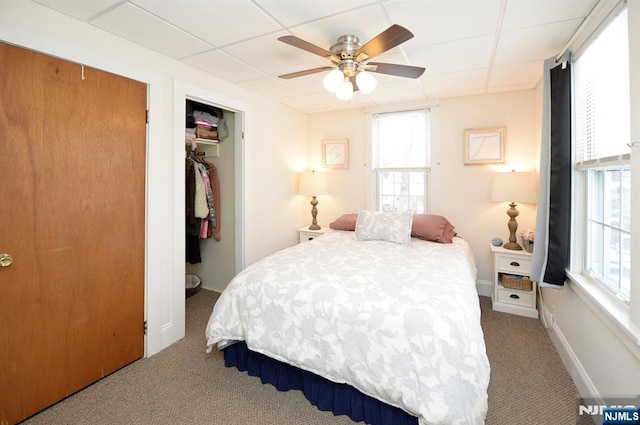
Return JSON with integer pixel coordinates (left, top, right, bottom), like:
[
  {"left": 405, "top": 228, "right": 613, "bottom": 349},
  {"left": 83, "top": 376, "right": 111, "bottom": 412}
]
[
  {"left": 307, "top": 91, "right": 539, "bottom": 287},
  {"left": 437, "top": 92, "right": 538, "bottom": 287},
  {"left": 0, "top": 0, "right": 308, "bottom": 355},
  {"left": 307, "top": 109, "right": 367, "bottom": 225}
]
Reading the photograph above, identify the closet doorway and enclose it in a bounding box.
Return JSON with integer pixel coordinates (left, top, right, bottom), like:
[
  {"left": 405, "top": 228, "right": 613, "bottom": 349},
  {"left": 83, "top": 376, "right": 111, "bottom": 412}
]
[
  {"left": 173, "top": 81, "right": 246, "bottom": 337},
  {"left": 0, "top": 42, "right": 146, "bottom": 424}
]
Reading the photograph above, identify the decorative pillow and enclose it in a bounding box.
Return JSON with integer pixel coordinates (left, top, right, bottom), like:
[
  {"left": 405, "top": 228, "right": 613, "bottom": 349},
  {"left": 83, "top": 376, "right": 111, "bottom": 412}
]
[
  {"left": 355, "top": 210, "right": 413, "bottom": 245},
  {"left": 329, "top": 213, "right": 358, "bottom": 231},
  {"left": 411, "top": 214, "right": 457, "bottom": 243}
]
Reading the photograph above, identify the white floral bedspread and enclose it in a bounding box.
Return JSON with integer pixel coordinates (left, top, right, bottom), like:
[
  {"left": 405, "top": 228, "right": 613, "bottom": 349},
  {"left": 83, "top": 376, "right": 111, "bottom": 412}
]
[{"left": 206, "top": 230, "right": 490, "bottom": 425}]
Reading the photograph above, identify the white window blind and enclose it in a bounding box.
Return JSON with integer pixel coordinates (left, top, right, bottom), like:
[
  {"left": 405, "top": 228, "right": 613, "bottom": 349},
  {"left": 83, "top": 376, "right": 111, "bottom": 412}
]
[
  {"left": 575, "top": 8, "right": 630, "bottom": 165},
  {"left": 574, "top": 8, "right": 631, "bottom": 300},
  {"left": 372, "top": 110, "right": 430, "bottom": 213}
]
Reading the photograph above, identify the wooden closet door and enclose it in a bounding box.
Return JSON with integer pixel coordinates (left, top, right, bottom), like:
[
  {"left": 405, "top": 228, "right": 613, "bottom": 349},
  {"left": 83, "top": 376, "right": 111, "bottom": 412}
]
[{"left": 0, "top": 42, "right": 147, "bottom": 424}]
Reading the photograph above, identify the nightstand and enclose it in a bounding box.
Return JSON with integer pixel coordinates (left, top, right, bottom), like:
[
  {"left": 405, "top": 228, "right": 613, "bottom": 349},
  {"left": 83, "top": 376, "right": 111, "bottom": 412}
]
[
  {"left": 297, "top": 226, "right": 328, "bottom": 243},
  {"left": 491, "top": 245, "right": 538, "bottom": 318}
]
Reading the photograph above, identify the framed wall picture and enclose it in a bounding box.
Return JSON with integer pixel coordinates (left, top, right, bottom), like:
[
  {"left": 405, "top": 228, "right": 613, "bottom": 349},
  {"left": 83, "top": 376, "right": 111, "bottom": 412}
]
[
  {"left": 322, "top": 139, "right": 349, "bottom": 169},
  {"left": 463, "top": 127, "right": 506, "bottom": 165}
]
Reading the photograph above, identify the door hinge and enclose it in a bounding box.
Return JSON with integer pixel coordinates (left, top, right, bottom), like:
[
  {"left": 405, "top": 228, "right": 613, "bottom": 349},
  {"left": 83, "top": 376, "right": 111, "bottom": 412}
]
[
  {"left": 146, "top": 110, "right": 149, "bottom": 124},
  {"left": 144, "top": 320, "right": 148, "bottom": 336}
]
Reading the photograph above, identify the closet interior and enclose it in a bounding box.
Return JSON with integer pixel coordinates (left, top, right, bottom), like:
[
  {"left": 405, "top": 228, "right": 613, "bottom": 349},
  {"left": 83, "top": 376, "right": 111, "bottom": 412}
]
[{"left": 185, "top": 98, "right": 236, "bottom": 295}]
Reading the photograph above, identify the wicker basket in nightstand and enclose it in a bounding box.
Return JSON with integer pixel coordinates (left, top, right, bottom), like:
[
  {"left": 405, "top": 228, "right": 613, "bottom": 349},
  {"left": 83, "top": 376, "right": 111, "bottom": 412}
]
[{"left": 499, "top": 274, "right": 533, "bottom": 291}]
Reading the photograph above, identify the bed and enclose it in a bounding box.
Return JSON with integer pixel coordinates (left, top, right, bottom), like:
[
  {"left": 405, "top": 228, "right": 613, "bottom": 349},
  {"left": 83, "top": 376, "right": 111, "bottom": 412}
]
[{"left": 206, "top": 212, "right": 490, "bottom": 425}]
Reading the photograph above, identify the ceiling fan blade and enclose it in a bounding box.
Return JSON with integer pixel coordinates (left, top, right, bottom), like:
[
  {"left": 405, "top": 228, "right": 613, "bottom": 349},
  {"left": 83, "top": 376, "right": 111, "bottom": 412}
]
[
  {"left": 278, "top": 35, "right": 339, "bottom": 61},
  {"left": 368, "top": 62, "right": 426, "bottom": 79},
  {"left": 278, "top": 66, "right": 334, "bottom": 79},
  {"left": 354, "top": 24, "right": 414, "bottom": 61}
]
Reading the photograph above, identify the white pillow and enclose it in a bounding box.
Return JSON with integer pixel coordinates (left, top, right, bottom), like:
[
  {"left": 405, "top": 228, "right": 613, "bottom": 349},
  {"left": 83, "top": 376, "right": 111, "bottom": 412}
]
[{"left": 355, "top": 210, "right": 413, "bottom": 245}]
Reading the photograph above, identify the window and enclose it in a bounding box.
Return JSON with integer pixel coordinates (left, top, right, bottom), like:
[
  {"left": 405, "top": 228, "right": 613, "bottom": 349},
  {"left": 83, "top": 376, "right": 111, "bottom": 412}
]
[
  {"left": 372, "top": 110, "right": 430, "bottom": 213},
  {"left": 574, "top": 8, "right": 630, "bottom": 300}
]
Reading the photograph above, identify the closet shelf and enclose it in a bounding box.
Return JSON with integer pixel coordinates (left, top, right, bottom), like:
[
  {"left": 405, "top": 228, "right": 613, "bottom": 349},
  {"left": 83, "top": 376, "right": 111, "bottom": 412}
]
[
  {"left": 195, "top": 138, "right": 219, "bottom": 146},
  {"left": 186, "top": 139, "right": 220, "bottom": 157},
  {"left": 189, "top": 140, "right": 219, "bottom": 158}
]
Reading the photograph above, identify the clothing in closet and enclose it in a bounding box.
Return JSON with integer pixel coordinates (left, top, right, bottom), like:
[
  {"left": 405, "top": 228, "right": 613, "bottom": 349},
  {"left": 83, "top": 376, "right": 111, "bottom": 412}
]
[{"left": 185, "top": 154, "right": 220, "bottom": 264}]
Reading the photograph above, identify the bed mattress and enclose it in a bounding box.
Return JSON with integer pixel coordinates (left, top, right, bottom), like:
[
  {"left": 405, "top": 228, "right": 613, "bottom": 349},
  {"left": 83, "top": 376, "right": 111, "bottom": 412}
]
[{"left": 206, "top": 230, "right": 490, "bottom": 425}]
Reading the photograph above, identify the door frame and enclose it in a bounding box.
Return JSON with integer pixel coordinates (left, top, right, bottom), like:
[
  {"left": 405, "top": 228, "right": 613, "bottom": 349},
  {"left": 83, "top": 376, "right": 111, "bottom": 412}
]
[{"left": 170, "top": 80, "right": 248, "bottom": 347}]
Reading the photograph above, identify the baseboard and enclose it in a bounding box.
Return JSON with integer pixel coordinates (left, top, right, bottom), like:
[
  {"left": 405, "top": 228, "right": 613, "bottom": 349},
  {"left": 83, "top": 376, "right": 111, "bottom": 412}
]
[
  {"left": 476, "top": 279, "right": 492, "bottom": 297},
  {"left": 539, "top": 302, "right": 602, "bottom": 404}
]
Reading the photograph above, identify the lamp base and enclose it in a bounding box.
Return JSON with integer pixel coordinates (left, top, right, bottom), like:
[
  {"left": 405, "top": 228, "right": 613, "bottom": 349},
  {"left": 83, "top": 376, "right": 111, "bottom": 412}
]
[
  {"left": 308, "top": 196, "right": 320, "bottom": 231},
  {"left": 503, "top": 241, "right": 523, "bottom": 250},
  {"left": 503, "top": 202, "right": 523, "bottom": 251}
]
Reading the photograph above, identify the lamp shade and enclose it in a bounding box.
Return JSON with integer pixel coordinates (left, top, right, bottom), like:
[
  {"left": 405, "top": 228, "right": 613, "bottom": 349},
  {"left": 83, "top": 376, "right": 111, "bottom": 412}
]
[
  {"left": 323, "top": 70, "right": 343, "bottom": 93},
  {"left": 335, "top": 80, "right": 354, "bottom": 100},
  {"left": 299, "top": 170, "right": 327, "bottom": 196},
  {"left": 491, "top": 171, "right": 537, "bottom": 204},
  {"left": 356, "top": 71, "right": 377, "bottom": 94}
]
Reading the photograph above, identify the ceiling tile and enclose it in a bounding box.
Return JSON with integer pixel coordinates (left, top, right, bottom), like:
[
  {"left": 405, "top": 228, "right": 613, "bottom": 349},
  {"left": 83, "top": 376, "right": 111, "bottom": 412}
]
[
  {"left": 406, "top": 35, "right": 495, "bottom": 77},
  {"left": 365, "top": 79, "right": 427, "bottom": 104},
  {"left": 489, "top": 60, "right": 543, "bottom": 90},
  {"left": 132, "top": 0, "right": 282, "bottom": 47},
  {"left": 254, "top": 0, "right": 378, "bottom": 28},
  {"left": 32, "top": 0, "right": 123, "bottom": 21},
  {"left": 384, "top": 0, "right": 502, "bottom": 48},
  {"left": 501, "top": 0, "right": 596, "bottom": 32},
  {"left": 222, "top": 30, "right": 329, "bottom": 78},
  {"left": 91, "top": 3, "right": 213, "bottom": 59},
  {"left": 183, "top": 49, "right": 266, "bottom": 83},
  {"left": 237, "top": 77, "right": 303, "bottom": 100},
  {"left": 422, "top": 69, "right": 488, "bottom": 98},
  {"left": 277, "top": 94, "right": 334, "bottom": 114},
  {"left": 495, "top": 19, "right": 581, "bottom": 65}
]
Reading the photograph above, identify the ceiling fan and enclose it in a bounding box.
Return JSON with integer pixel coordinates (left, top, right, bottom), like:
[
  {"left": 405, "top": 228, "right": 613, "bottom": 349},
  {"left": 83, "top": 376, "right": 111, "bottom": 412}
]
[{"left": 278, "top": 24, "right": 425, "bottom": 100}]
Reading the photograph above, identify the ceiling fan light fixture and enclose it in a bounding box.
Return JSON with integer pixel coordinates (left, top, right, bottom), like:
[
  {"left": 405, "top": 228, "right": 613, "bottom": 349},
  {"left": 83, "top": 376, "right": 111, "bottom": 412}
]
[
  {"left": 356, "top": 71, "right": 377, "bottom": 94},
  {"left": 335, "top": 79, "right": 353, "bottom": 100},
  {"left": 323, "top": 69, "right": 343, "bottom": 93},
  {"left": 279, "top": 25, "right": 422, "bottom": 101}
]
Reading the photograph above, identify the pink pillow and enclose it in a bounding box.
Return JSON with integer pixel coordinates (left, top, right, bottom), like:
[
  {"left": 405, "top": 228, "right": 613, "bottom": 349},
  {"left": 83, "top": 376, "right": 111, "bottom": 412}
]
[
  {"left": 329, "top": 213, "right": 358, "bottom": 231},
  {"left": 330, "top": 213, "right": 457, "bottom": 243},
  {"left": 411, "top": 214, "right": 457, "bottom": 243}
]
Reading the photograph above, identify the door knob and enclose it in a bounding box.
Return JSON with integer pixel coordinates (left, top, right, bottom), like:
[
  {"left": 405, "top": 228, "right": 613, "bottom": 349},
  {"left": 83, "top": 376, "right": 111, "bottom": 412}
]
[{"left": 0, "top": 253, "right": 13, "bottom": 267}]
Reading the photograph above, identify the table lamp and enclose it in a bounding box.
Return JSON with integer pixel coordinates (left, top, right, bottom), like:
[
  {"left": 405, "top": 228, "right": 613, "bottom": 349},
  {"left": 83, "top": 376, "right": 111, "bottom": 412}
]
[
  {"left": 491, "top": 170, "right": 537, "bottom": 250},
  {"left": 299, "top": 170, "right": 328, "bottom": 230}
]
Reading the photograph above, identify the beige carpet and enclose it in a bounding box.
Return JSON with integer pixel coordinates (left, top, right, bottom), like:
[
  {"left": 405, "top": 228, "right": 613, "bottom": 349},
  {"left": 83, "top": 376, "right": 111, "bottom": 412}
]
[{"left": 21, "top": 289, "right": 590, "bottom": 425}]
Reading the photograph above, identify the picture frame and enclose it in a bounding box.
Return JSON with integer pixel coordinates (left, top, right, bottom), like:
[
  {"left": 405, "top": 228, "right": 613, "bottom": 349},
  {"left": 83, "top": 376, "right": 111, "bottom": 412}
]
[
  {"left": 322, "top": 139, "right": 349, "bottom": 169},
  {"left": 463, "top": 127, "right": 506, "bottom": 165}
]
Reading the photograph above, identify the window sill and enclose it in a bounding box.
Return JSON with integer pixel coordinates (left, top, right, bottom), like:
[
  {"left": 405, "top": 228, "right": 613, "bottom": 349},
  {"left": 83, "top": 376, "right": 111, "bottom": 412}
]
[{"left": 566, "top": 271, "right": 640, "bottom": 356}]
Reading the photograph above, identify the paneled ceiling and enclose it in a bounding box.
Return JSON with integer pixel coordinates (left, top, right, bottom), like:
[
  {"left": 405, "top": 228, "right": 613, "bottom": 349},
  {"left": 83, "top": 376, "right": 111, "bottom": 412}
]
[{"left": 32, "top": 0, "right": 598, "bottom": 113}]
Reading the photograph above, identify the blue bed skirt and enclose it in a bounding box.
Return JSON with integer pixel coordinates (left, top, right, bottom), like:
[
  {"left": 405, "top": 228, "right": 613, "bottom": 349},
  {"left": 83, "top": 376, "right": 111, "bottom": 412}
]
[{"left": 224, "top": 341, "right": 418, "bottom": 425}]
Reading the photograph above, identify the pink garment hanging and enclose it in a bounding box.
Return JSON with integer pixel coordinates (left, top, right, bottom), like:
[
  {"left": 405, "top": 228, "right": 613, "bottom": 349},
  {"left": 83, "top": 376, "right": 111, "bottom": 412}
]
[{"left": 200, "top": 219, "right": 209, "bottom": 239}]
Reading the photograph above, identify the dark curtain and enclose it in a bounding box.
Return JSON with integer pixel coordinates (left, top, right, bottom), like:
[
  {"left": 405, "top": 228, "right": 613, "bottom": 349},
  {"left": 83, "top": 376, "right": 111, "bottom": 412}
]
[{"left": 531, "top": 57, "right": 572, "bottom": 287}]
